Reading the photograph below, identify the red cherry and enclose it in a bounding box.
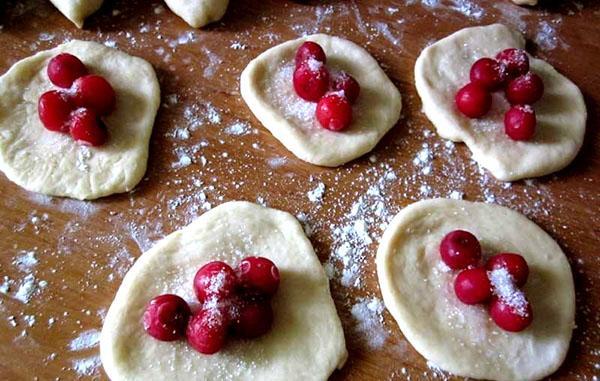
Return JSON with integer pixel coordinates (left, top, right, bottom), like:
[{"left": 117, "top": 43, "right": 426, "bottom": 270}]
[
  {"left": 186, "top": 306, "right": 229, "bottom": 354},
  {"left": 193, "top": 261, "right": 238, "bottom": 303},
  {"left": 489, "top": 296, "right": 533, "bottom": 332},
  {"left": 293, "top": 61, "right": 330, "bottom": 102},
  {"left": 72, "top": 74, "right": 116, "bottom": 116},
  {"left": 38, "top": 90, "right": 74, "bottom": 133},
  {"left": 454, "top": 267, "right": 492, "bottom": 305},
  {"left": 236, "top": 257, "right": 280, "bottom": 298},
  {"left": 505, "top": 72, "right": 544, "bottom": 105},
  {"left": 316, "top": 93, "right": 353, "bottom": 131},
  {"left": 439, "top": 230, "right": 482, "bottom": 270},
  {"left": 331, "top": 71, "right": 361, "bottom": 104},
  {"left": 69, "top": 109, "right": 108, "bottom": 146},
  {"left": 496, "top": 48, "right": 529, "bottom": 79},
  {"left": 455, "top": 83, "right": 492, "bottom": 118},
  {"left": 504, "top": 105, "right": 536, "bottom": 141},
  {"left": 295, "top": 41, "right": 326, "bottom": 67},
  {"left": 469, "top": 58, "right": 507, "bottom": 91},
  {"left": 230, "top": 298, "right": 274, "bottom": 339},
  {"left": 486, "top": 253, "right": 529, "bottom": 287},
  {"left": 143, "top": 294, "right": 191, "bottom": 341},
  {"left": 47, "top": 53, "right": 88, "bottom": 88}
]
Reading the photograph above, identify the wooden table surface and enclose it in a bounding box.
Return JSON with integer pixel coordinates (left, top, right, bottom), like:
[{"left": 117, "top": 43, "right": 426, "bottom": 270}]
[{"left": 0, "top": 0, "right": 598, "bottom": 380}]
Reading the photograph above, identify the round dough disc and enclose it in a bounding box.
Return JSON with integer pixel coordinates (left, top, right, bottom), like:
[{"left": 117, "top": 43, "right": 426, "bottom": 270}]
[
  {"left": 376, "top": 199, "right": 575, "bottom": 381},
  {"left": 49, "top": 0, "right": 103, "bottom": 28},
  {"left": 164, "top": 0, "right": 229, "bottom": 28},
  {"left": 100, "top": 201, "right": 347, "bottom": 381},
  {"left": 0, "top": 40, "right": 160, "bottom": 200},
  {"left": 414, "top": 24, "right": 586, "bottom": 181},
  {"left": 240, "top": 34, "right": 402, "bottom": 167}
]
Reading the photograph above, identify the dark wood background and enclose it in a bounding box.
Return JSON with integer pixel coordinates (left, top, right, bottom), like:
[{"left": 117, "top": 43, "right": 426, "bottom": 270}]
[{"left": 0, "top": 0, "right": 598, "bottom": 379}]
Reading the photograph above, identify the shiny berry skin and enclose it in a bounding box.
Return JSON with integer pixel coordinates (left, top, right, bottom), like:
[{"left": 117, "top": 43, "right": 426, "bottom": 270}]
[
  {"left": 47, "top": 53, "right": 87, "bottom": 88},
  {"left": 186, "top": 307, "right": 229, "bottom": 354},
  {"left": 38, "top": 90, "right": 74, "bottom": 133},
  {"left": 495, "top": 48, "right": 529, "bottom": 79},
  {"left": 295, "top": 41, "right": 326, "bottom": 67},
  {"left": 331, "top": 72, "right": 361, "bottom": 104},
  {"left": 486, "top": 253, "right": 529, "bottom": 287},
  {"left": 69, "top": 109, "right": 108, "bottom": 146},
  {"left": 316, "top": 93, "right": 353, "bottom": 131},
  {"left": 193, "top": 261, "right": 238, "bottom": 303},
  {"left": 455, "top": 83, "right": 492, "bottom": 118},
  {"left": 236, "top": 257, "right": 280, "bottom": 298},
  {"left": 143, "top": 294, "right": 191, "bottom": 341},
  {"left": 504, "top": 105, "right": 536, "bottom": 141},
  {"left": 454, "top": 267, "right": 492, "bottom": 304},
  {"left": 439, "top": 230, "right": 482, "bottom": 270},
  {"left": 293, "top": 61, "right": 330, "bottom": 102},
  {"left": 72, "top": 74, "right": 116, "bottom": 115},
  {"left": 489, "top": 296, "right": 533, "bottom": 332},
  {"left": 505, "top": 73, "right": 544, "bottom": 105},
  {"left": 469, "top": 58, "right": 507, "bottom": 91},
  {"left": 230, "top": 299, "right": 274, "bottom": 339}
]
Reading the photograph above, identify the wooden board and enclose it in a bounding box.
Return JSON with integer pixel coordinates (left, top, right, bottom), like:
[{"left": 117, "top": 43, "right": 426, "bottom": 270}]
[{"left": 0, "top": 0, "right": 598, "bottom": 379}]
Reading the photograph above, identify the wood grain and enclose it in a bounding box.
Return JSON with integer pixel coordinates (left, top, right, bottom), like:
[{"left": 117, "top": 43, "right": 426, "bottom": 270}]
[{"left": 0, "top": 1, "right": 598, "bottom": 380}]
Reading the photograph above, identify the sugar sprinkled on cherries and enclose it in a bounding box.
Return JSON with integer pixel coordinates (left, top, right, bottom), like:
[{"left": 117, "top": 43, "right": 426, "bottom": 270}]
[
  {"left": 293, "top": 60, "right": 330, "bottom": 102},
  {"left": 186, "top": 305, "right": 229, "bottom": 354},
  {"left": 193, "top": 261, "right": 238, "bottom": 302},
  {"left": 295, "top": 41, "right": 326, "bottom": 67},
  {"left": 489, "top": 295, "right": 533, "bottom": 332},
  {"left": 439, "top": 230, "right": 482, "bottom": 270},
  {"left": 495, "top": 48, "right": 529, "bottom": 79},
  {"left": 504, "top": 104, "right": 537, "bottom": 141},
  {"left": 331, "top": 71, "right": 360, "bottom": 104},
  {"left": 316, "top": 93, "right": 353, "bottom": 131},
  {"left": 486, "top": 253, "right": 529, "bottom": 287},
  {"left": 143, "top": 294, "right": 191, "bottom": 341},
  {"left": 469, "top": 57, "right": 507, "bottom": 91},
  {"left": 505, "top": 72, "right": 544, "bottom": 105}
]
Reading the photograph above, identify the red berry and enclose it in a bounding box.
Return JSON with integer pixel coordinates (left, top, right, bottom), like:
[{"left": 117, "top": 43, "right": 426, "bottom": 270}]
[
  {"left": 469, "top": 58, "right": 507, "bottom": 91},
  {"left": 486, "top": 253, "right": 529, "bottom": 287},
  {"left": 69, "top": 109, "right": 108, "bottom": 146},
  {"left": 143, "top": 294, "right": 191, "bottom": 341},
  {"left": 186, "top": 306, "right": 229, "bottom": 354},
  {"left": 72, "top": 74, "right": 116, "bottom": 116},
  {"left": 316, "top": 93, "right": 353, "bottom": 131},
  {"left": 504, "top": 105, "right": 536, "bottom": 141},
  {"left": 293, "top": 61, "right": 330, "bottom": 102},
  {"left": 496, "top": 48, "right": 529, "bottom": 79},
  {"left": 455, "top": 83, "right": 492, "bottom": 118},
  {"left": 331, "top": 71, "right": 361, "bottom": 104},
  {"left": 454, "top": 267, "right": 492, "bottom": 304},
  {"left": 505, "top": 72, "right": 544, "bottom": 105},
  {"left": 194, "top": 261, "right": 238, "bottom": 303},
  {"left": 47, "top": 53, "right": 87, "bottom": 88},
  {"left": 295, "top": 41, "right": 326, "bottom": 67},
  {"left": 230, "top": 298, "right": 274, "bottom": 339},
  {"left": 236, "top": 257, "right": 280, "bottom": 298},
  {"left": 489, "top": 296, "right": 533, "bottom": 332},
  {"left": 439, "top": 230, "right": 482, "bottom": 270},
  {"left": 38, "top": 90, "right": 74, "bottom": 133}
]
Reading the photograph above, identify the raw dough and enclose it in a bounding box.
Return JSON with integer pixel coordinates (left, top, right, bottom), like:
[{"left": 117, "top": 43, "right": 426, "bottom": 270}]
[
  {"left": 376, "top": 199, "right": 575, "bottom": 381},
  {"left": 164, "top": 0, "right": 229, "bottom": 28},
  {"left": 240, "top": 34, "right": 402, "bottom": 167},
  {"left": 49, "top": 0, "right": 104, "bottom": 28},
  {"left": 0, "top": 40, "right": 160, "bottom": 200},
  {"left": 512, "top": 0, "right": 537, "bottom": 5},
  {"left": 101, "top": 201, "right": 347, "bottom": 381},
  {"left": 415, "top": 24, "right": 586, "bottom": 181}
]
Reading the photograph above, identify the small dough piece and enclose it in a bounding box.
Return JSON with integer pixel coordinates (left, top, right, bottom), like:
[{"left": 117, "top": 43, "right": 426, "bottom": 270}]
[
  {"left": 164, "top": 0, "right": 229, "bottom": 28},
  {"left": 377, "top": 199, "right": 575, "bottom": 381},
  {"left": 512, "top": 0, "right": 538, "bottom": 5},
  {"left": 241, "top": 34, "right": 402, "bottom": 167},
  {"left": 415, "top": 24, "right": 586, "bottom": 181},
  {"left": 101, "top": 201, "right": 347, "bottom": 381},
  {"left": 0, "top": 40, "right": 160, "bottom": 200},
  {"left": 49, "top": 0, "right": 104, "bottom": 28}
]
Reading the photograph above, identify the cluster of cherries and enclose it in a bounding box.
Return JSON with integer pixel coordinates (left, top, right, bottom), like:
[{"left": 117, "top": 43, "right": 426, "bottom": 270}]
[
  {"left": 455, "top": 48, "right": 544, "bottom": 141},
  {"left": 292, "top": 41, "right": 361, "bottom": 131},
  {"left": 143, "top": 256, "right": 280, "bottom": 354},
  {"left": 440, "top": 230, "right": 533, "bottom": 332},
  {"left": 38, "top": 53, "right": 117, "bottom": 146}
]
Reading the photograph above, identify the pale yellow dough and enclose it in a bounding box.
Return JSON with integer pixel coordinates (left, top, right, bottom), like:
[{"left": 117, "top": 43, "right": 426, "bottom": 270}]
[
  {"left": 512, "top": 0, "right": 538, "bottom": 5},
  {"left": 164, "top": 0, "right": 229, "bottom": 28},
  {"left": 0, "top": 40, "right": 160, "bottom": 200},
  {"left": 415, "top": 24, "right": 586, "bottom": 181},
  {"left": 376, "top": 199, "right": 575, "bottom": 381},
  {"left": 49, "top": 0, "right": 104, "bottom": 28},
  {"left": 100, "top": 201, "right": 347, "bottom": 381},
  {"left": 241, "top": 34, "right": 402, "bottom": 167}
]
